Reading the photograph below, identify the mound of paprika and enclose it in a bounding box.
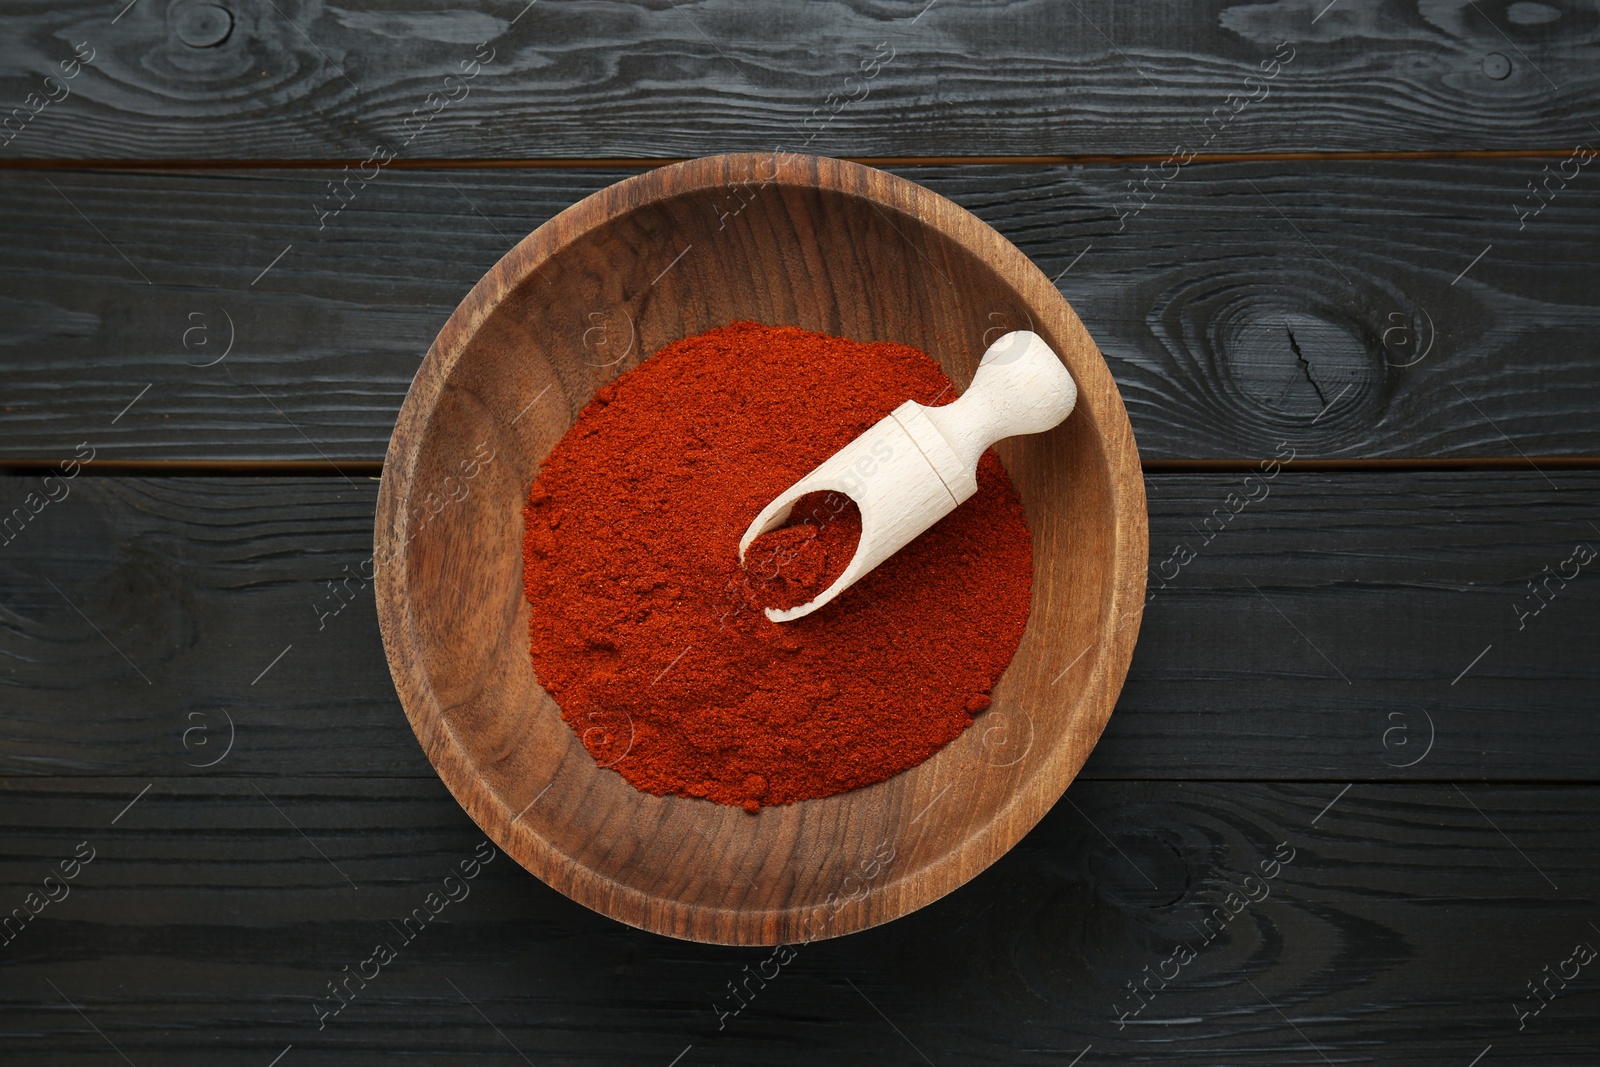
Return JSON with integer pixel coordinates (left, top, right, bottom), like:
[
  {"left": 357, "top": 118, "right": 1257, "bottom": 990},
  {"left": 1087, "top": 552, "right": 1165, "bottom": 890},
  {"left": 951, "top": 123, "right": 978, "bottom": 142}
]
[{"left": 522, "top": 321, "right": 1032, "bottom": 812}]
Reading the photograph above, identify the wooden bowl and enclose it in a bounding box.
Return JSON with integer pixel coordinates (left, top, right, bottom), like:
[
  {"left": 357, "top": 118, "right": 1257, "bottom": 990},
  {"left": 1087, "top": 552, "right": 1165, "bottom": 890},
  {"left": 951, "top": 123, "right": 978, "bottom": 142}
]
[{"left": 375, "top": 154, "right": 1146, "bottom": 945}]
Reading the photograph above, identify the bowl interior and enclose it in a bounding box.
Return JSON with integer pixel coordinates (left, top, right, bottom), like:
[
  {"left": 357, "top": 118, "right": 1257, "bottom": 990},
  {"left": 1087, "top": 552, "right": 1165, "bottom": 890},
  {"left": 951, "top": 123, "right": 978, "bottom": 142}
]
[{"left": 381, "top": 155, "right": 1141, "bottom": 944}]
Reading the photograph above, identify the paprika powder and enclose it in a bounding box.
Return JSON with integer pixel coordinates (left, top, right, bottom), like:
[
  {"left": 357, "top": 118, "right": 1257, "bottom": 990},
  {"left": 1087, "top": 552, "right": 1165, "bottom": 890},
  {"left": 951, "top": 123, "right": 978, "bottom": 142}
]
[{"left": 522, "top": 321, "right": 1033, "bottom": 812}]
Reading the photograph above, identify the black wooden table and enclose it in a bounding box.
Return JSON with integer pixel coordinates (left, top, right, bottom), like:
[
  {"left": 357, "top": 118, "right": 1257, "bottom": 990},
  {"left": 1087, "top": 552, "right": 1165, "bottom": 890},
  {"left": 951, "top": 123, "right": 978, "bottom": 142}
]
[{"left": 3, "top": 2, "right": 1598, "bottom": 1064}]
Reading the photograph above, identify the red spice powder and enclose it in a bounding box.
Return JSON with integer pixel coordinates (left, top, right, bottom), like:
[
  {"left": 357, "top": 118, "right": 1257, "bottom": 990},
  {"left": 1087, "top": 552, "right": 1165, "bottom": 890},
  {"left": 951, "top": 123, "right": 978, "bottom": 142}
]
[
  {"left": 741, "top": 490, "right": 862, "bottom": 612},
  {"left": 521, "top": 321, "right": 1033, "bottom": 812}
]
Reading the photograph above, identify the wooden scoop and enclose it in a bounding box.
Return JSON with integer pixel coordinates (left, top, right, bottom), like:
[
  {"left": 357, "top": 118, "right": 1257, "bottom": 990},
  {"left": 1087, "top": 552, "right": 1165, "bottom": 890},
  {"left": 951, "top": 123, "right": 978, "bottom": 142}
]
[{"left": 739, "top": 330, "right": 1078, "bottom": 622}]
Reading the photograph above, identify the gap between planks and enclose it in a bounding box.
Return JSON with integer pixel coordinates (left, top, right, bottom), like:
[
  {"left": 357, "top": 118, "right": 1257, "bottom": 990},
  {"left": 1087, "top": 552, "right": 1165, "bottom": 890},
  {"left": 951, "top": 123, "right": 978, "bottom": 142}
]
[
  {"left": 5, "top": 775, "right": 1599, "bottom": 786},
  {"left": 3, "top": 457, "right": 1599, "bottom": 476},
  {"left": 0, "top": 149, "right": 1590, "bottom": 172},
  {"left": 9, "top": 777, "right": 1600, "bottom": 793}
]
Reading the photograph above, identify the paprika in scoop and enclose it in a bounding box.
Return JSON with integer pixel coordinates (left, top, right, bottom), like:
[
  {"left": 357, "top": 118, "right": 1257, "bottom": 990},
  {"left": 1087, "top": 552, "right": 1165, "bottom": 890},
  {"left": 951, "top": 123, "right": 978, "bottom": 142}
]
[{"left": 521, "top": 321, "right": 1032, "bottom": 812}]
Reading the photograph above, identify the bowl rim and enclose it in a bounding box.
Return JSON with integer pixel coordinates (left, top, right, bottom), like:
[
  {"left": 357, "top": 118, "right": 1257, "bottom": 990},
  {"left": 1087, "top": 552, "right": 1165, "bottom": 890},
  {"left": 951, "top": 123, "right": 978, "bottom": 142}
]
[{"left": 375, "top": 152, "right": 1148, "bottom": 944}]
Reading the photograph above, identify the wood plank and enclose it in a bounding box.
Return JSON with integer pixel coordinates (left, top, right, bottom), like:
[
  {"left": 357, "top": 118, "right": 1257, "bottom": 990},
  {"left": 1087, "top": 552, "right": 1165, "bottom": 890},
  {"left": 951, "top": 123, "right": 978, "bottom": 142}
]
[
  {"left": 2, "top": 161, "right": 1598, "bottom": 463},
  {"left": 0, "top": 1, "right": 1595, "bottom": 159},
  {"left": 1, "top": 472, "right": 1594, "bottom": 782},
  {"left": 0, "top": 776, "right": 1594, "bottom": 1064}
]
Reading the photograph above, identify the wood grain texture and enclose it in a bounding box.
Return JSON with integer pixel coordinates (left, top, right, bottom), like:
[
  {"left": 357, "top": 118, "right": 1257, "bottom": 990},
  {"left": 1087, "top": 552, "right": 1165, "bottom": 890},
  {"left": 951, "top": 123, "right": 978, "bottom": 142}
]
[
  {"left": 1, "top": 160, "right": 1596, "bottom": 463},
  {"left": 0, "top": 776, "right": 1594, "bottom": 1064},
  {"left": 0, "top": 0, "right": 1593, "bottom": 1057},
  {"left": 0, "top": 0, "right": 1596, "bottom": 159},
  {"left": 2, "top": 470, "right": 1594, "bottom": 782},
  {"left": 372, "top": 154, "right": 1146, "bottom": 944}
]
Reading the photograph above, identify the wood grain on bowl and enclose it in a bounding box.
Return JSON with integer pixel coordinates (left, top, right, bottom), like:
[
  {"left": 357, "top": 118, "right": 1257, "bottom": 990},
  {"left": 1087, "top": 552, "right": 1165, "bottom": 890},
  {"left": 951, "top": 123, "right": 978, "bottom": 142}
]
[{"left": 374, "top": 154, "right": 1146, "bottom": 945}]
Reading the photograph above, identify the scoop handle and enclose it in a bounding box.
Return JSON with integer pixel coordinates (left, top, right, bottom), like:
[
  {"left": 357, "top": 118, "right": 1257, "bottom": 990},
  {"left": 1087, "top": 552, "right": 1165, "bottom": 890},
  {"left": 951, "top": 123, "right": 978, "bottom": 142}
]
[{"left": 920, "top": 331, "right": 1077, "bottom": 474}]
